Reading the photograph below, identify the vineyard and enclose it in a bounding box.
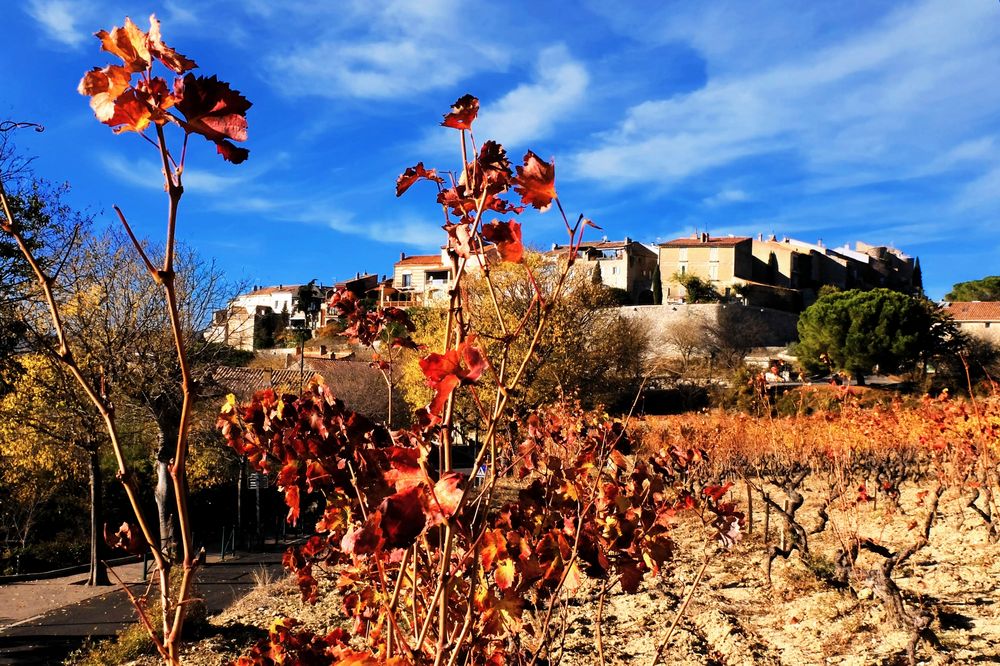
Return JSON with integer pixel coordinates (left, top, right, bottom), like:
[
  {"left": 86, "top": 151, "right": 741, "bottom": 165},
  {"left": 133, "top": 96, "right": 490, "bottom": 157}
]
[
  {"left": 2, "top": 15, "right": 997, "bottom": 666},
  {"left": 123, "top": 389, "right": 1000, "bottom": 665}
]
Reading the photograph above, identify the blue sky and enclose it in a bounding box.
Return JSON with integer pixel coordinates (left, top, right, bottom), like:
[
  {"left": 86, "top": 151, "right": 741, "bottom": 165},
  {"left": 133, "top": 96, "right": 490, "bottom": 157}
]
[{"left": 3, "top": 0, "right": 999, "bottom": 300}]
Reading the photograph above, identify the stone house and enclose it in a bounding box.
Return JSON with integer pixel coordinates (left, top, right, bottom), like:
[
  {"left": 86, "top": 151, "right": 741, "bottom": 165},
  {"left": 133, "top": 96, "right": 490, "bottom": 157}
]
[
  {"left": 205, "top": 283, "right": 335, "bottom": 350},
  {"left": 548, "top": 238, "right": 658, "bottom": 303},
  {"left": 392, "top": 246, "right": 496, "bottom": 307},
  {"left": 941, "top": 302, "right": 1000, "bottom": 345},
  {"left": 658, "top": 233, "right": 753, "bottom": 301}
]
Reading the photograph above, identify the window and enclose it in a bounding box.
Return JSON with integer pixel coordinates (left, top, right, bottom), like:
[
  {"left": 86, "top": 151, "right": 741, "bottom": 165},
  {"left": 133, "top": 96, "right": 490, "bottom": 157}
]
[
  {"left": 401, "top": 272, "right": 412, "bottom": 287},
  {"left": 709, "top": 264, "right": 719, "bottom": 281},
  {"left": 678, "top": 248, "right": 688, "bottom": 261},
  {"left": 611, "top": 266, "right": 619, "bottom": 275},
  {"left": 710, "top": 247, "right": 719, "bottom": 262},
  {"left": 987, "top": 322, "right": 992, "bottom": 329},
  {"left": 274, "top": 300, "right": 279, "bottom": 309},
  {"left": 679, "top": 263, "right": 687, "bottom": 275}
]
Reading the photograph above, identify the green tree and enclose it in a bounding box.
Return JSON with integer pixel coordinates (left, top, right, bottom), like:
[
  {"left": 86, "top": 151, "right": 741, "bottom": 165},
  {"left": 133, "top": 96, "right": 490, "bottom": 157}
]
[
  {"left": 652, "top": 264, "right": 662, "bottom": 305},
  {"left": 795, "top": 289, "right": 938, "bottom": 385},
  {"left": 672, "top": 271, "right": 721, "bottom": 303},
  {"left": 946, "top": 276, "right": 1000, "bottom": 302}
]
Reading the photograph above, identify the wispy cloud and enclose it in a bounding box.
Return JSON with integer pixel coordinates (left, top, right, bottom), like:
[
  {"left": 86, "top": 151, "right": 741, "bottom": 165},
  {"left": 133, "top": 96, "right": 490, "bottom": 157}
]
[
  {"left": 570, "top": 1, "right": 1000, "bottom": 194},
  {"left": 26, "top": 0, "right": 89, "bottom": 48},
  {"left": 99, "top": 153, "right": 263, "bottom": 195},
  {"left": 702, "top": 189, "right": 748, "bottom": 207},
  {"left": 474, "top": 45, "right": 588, "bottom": 149},
  {"left": 263, "top": 0, "right": 510, "bottom": 100}
]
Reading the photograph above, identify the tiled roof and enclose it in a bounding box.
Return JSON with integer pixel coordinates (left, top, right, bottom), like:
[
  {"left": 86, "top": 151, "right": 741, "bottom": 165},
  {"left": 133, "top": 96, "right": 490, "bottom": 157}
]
[
  {"left": 943, "top": 301, "right": 1000, "bottom": 322},
  {"left": 659, "top": 236, "right": 751, "bottom": 248},
  {"left": 209, "top": 366, "right": 309, "bottom": 398},
  {"left": 246, "top": 284, "right": 334, "bottom": 296},
  {"left": 396, "top": 254, "right": 444, "bottom": 267}
]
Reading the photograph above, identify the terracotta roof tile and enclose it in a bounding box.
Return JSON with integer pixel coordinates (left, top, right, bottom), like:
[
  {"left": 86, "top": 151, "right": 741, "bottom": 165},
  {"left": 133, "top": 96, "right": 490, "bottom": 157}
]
[
  {"left": 943, "top": 301, "right": 1000, "bottom": 322},
  {"left": 659, "top": 236, "right": 751, "bottom": 248},
  {"left": 396, "top": 254, "right": 445, "bottom": 267}
]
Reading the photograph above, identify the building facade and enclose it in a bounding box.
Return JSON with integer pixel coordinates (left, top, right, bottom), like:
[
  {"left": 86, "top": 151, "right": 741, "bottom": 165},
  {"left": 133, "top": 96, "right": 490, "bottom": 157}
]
[
  {"left": 658, "top": 234, "right": 753, "bottom": 301},
  {"left": 548, "top": 238, "right": 658, "bottom": 303},
  {"left": 942, "top": 302, "right": 1000, "bottom": 345}
]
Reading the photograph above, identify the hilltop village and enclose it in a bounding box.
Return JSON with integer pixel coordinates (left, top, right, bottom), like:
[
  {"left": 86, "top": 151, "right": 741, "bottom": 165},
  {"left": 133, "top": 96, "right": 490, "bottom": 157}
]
[{"left": 207, "top": 231, "right": 931, "bottom": 352}]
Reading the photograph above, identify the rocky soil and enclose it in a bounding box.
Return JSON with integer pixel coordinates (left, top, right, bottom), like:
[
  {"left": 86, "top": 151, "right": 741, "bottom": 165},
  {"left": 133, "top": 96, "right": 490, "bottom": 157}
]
[{"left": 129, "top": 482, "right": 1000, "bottom": 665}]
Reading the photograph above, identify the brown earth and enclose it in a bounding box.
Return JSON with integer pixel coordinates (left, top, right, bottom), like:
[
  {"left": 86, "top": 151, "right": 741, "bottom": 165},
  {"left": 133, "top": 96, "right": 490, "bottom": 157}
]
[{"left": 128, "top": 481, "right": 1000, "bottom": 666}]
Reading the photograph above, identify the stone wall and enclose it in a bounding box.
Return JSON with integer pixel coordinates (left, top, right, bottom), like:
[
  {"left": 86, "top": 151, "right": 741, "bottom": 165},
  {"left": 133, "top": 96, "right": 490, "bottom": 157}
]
[{"left": 617, "top": 303, "right": 799, "bottom": 361}]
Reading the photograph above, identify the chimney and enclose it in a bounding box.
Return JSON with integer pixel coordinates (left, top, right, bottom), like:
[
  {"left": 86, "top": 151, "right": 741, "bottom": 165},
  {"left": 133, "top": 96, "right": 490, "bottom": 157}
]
[
  {"left": 400, "top": 252, "right": 405, "bottom": 261},
  {"left": 817, "top": 238, "right": 824, "bottom": 248},
  {"left": 690, "top": 233, "right": 699, "bottom": 240},
  {"left": 551, "top": 243, "right": 558, "bottom": 250},
  {"left": 757, "top": 233, "right": 763, "bottom": 241},
  {"left": 768, "top": 234, "right": 777, "bottom": 242},
  {"left": 355, "top": 271, "right": 360, "bottom": 279},
  {"left": 701, "top": 232, "right": 709, "bottom": 243},
  {"left": 624, "top": 236, "right": 631, "bottom": 244}
]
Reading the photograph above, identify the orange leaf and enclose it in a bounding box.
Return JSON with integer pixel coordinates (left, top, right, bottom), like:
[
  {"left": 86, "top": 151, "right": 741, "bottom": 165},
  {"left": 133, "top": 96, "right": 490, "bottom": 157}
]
[
  {"left": 104, "top": 89, "right": 153, "bottom": 133},
  {"left": 426, "top": 472, "right": 464, "bottom": 526},
  {"left": 514, "top": 150, "right": 557, "bottom": 211},
  {"left": 78, "top": 64, "right": 131, "bottom": 122},
  {"left": 96, "top": 17, "right": 151, "bottom": 72},
  {"left": 495, "top": 558, "right": 515, "bottom": 590},
  {"left": 441, "top": 94, "right": 479, "bottom": 130},
  {"left": 147, "top": 14, "right": 197, "bottom": 73}
]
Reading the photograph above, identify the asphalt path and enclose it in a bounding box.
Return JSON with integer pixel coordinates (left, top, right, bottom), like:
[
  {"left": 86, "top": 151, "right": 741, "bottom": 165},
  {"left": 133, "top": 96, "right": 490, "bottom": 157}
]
[{"left": 0, "top": 552, "right": 286, "bottom": 665}]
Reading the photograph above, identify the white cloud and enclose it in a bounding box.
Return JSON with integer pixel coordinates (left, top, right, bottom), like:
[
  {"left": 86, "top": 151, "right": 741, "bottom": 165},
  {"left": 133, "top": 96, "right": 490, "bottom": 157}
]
[
  {"left": 569, "top": 1, "right": 1000, "bottom": 193},
  {"left": 26, "top": 0, "right": 88, "bottom": 48},
  {"left": 702, "top": 189, "right": 748, "bottom": 207},
  {"left": 100, "top": 154, "right": 259, "bottom": 195},
  {"left": 955, "top": 166, "right": 1000, "bottom": 212},
  {"left": 264, "top": 0, "right": 510, "bottom": 99},
  {"left": 474, "top": 45, "right": 589, "bottom": 148}
]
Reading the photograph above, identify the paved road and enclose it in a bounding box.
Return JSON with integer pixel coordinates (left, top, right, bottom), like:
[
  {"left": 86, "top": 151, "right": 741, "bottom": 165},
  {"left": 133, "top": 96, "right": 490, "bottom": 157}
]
[{"left": 0, "top": 552, "right": 286, "bottom": 665}]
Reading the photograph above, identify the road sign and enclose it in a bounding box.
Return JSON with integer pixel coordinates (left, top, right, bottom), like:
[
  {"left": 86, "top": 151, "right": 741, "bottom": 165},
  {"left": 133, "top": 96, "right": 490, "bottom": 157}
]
[{"left": 248, "top": 472, "right": 269, "bottom": 490}]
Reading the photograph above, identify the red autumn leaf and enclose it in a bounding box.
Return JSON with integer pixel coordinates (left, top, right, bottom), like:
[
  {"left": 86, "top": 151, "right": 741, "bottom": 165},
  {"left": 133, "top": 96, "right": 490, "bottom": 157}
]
[
  {"left": 475, "top": 140, "right": 512, "bottom": 196},
  {"left": 104, "top": 521, "right": 145, "bottom": 554},
  {"left": 341, "top": 510, "right": 383, "bottom": 556},
  {"left": 147, "top": 14, "right": 197, "bottom": 73},
  {"left": 285, "top": 485, "right": 301, "bottom": 525},
  {"left": 444, "top": 221, "right": 473, "bottom": 258},
  {"left": 383, "top": 446, "right": 426, "bottom": 490},
  {"left": 379, "top": 486, "right": 427, "bottom": 549},
  {"left": 96, "top": 17, "right": 151, "bottom": 72},
  {"left": 78, "top": 64, "right": 131, "bottom": 122},
  {"left": 437, "top": 185, "right": 476, "bottom": 216},
  {"left": 419, "top": 334, "right": 487, "bottom": 419},
  {"left": 174, "top": 74, "right": 251, "bottom": 163},
  {"left": 396, "top": 162, "right": 443, "bottom": 197},
  {"left": 514, "top": 150, "right": 557, "bottom": 211},
  {"left": 494, "top": 558, "right": 515, "bottom": 590},
  {"left": 481, "top": 219, "right": 524, "bottom": 263},
  {"left": 702, "top": 482, "right": 733, "bottom": 503},
  {"left": 277, "top": 461, "right": 298, "bottom": 488},
  {"left": 481, "top": 529, "right": 508, "bottom": 570},
  {"left": 441, "top": 94, "right": 479, "bottom": 130},
  {"left": 426, "top": 471, "right": 464, "bottom": 526},
  {"left": 427, "top": 374, "right": 461, "bottom": 420}
]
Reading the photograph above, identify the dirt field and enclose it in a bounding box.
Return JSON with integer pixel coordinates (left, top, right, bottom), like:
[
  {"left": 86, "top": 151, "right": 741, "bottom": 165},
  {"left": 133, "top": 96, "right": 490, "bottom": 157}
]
[{"left": 126, "top": 477, "right": 999, "bottom": 666}]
